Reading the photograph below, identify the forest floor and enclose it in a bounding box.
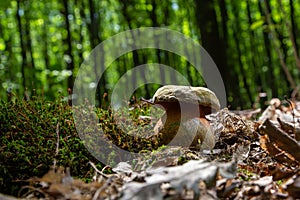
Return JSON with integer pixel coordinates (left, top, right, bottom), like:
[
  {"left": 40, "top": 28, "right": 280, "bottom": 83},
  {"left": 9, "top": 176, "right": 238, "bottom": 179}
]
[{"left": 1, "top": 98, "right": 300, "bottom": 200}]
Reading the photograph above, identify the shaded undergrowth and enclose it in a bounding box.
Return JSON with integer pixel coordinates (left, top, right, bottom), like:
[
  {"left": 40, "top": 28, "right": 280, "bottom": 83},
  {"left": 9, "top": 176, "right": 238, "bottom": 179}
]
[{"left": 0, "top": 97, "right": 157, "bottom": 196}]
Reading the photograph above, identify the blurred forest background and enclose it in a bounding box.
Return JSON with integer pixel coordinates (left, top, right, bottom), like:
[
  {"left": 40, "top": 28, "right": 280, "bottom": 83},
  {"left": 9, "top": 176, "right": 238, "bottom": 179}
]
[{"left": 0, "top": 0, "right": 300, "bottom": 108}]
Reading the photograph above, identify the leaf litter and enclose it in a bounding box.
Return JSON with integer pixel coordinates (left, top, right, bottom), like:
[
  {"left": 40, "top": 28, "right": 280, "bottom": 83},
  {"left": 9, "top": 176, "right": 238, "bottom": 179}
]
[{"left": 1, "top": 99, "right": 300, "bottom": 200}]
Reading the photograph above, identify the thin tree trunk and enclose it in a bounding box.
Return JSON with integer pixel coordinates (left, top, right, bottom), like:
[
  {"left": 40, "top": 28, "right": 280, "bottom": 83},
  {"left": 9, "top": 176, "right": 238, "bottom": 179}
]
[
  {"left": 263, "top": 0, "right": 296, "bottom": 90},
  {"left": 16, "top": 0, "right": 27, "bottom": 95},
  {"left": 218, "top": 0, "right": 242, "bottom": 106},
  {"left": 77, "top": 0, "right": 88, "bottom": 98},
  {"left": 120, "top": 0, "right": 150, "bottom": 98},
  {"left": 0, "top": 13, "right": 14, "bottom": 88},
  {"left": 87, "top": 0, "right": 107, "bottom": 107},
  {"left": 218, "top": 0, "right": 228, "bottom": 44},
  {"left": 195, "top": 0, "right": 239, "bottom": 107},
  {"left": 62, "top": 0, "right": 75, "bottom": 90},
  {"left": 246, "top": 0, "right": 263, "bottom": 93},
  {"left": 277, "top": 0, "right": 300, "bottom": 71},
  {"left": 231, "top": 1, "right": 253, "bottom": 106},
  {"left": 24, "top": 6, "right": 36, "bottom": 90},
  {"left": 42, "top": 2, "right": 54, "bottom": 98},
  {"left": 184, "top": 5, "right": 195, "bottom": 85},
  {"left": 289, "top": 0, "right": 299, "bottom": 57},
  {"left": 76, "top": 0, "right": 85, "bottom": 66},
  {"left": 258, "top": 0, "right": 278, "bottom": 97},
  {"left": 149, "top": 0, "right": 166, "bottom": 85}
]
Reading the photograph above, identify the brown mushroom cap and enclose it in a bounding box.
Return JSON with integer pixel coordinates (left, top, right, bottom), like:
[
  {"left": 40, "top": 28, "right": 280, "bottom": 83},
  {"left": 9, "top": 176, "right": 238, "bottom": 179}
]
[{"left": 152, "top": 85, "right": 220, "bottom": 112}]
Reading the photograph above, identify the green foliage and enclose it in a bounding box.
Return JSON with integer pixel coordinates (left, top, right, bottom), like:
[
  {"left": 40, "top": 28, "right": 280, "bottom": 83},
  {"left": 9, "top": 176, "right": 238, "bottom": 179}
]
[
  {"left": 0, "top": 0, "right": 300, "bottom": 108},
  {"left": 0, "top": 0, "right": 10, "bottom": 9},
  {"left": 250, "top": 20, "right": 264, "bottom": 30}
]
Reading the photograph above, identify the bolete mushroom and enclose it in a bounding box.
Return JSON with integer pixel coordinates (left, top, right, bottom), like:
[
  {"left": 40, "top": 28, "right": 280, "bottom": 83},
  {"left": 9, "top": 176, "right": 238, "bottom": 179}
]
[{"left": 150, "top": 85, "right": 220, "bottom": 150}]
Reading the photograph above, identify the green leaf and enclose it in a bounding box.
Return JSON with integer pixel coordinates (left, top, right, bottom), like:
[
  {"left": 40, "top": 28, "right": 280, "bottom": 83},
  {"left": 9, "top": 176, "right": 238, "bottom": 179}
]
[{"left": 250, "top": 20, "right": 264, "bottom": 30}]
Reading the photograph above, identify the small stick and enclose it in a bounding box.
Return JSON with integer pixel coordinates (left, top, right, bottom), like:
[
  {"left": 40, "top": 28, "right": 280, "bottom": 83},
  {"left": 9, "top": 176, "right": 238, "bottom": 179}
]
[
  {"left": 140, "top": 97, "right": 154, "bottom": 105},
  {"left": 89, "top": 161, "right": 109, "bottom": 178},
  {"left": 284, "top": 96, "right": 296, "bottom": 137},
  {"left": 53, "top": 122, "right": 60, "bottom": 169}
]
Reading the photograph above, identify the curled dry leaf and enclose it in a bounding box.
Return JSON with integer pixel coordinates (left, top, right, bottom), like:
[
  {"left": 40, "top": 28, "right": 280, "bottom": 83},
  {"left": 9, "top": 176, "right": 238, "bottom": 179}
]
[{"left": 259, "top": 119, "right": 300, "bottom": 165}]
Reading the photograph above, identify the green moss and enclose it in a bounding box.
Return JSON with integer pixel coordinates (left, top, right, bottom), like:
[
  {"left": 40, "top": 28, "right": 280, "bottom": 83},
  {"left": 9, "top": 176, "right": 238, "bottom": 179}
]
[
  {"left": 0, "top": 98, "right": 98, "bottom": 195},
  {"left": 0, "top": 97, "right": 159, "bottom": 196}
]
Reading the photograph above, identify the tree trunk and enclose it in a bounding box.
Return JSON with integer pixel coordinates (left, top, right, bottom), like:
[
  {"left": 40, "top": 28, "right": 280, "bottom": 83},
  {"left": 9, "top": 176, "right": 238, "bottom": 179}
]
[
  {"left": 24, "top": 5, "right": 36, "bottom": 91},
  {"left": 87, "top": 0, "right": 107, "bottom": 107},
  {"left": 62, "top": 0, "right": 75, "bottom": 90},
  {"left": 289, "top": 0, "right": 299, "bottom": 57},
  {"left": 195, "top": 0, "right": 239, "bottom": 107},
  {"left": 149, "top": 0, "right": 166, "bottom": 85},
  {"left": 246, "top": 0, "right": 263, "bottom": 94},
  {"left": 120, "top": 0, "right": 150, "bottom": 98},
  {"left": 258, "top": 0, "right": 276, "bottom": 97},
  {"left": 231, "top": 1, "right": 253, "bottom": 106},
  {"left": 16, "top": 0, "right": 27, "bottom": 95},
  {"left": 263, "top": 0, "right": 294, "bottom": 91}
]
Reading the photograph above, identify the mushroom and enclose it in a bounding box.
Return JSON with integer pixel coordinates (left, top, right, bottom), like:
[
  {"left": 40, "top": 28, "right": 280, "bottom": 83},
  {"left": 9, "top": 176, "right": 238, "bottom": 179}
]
[{"left": 150, "top": 85, "right": 220, "bottom": 150}]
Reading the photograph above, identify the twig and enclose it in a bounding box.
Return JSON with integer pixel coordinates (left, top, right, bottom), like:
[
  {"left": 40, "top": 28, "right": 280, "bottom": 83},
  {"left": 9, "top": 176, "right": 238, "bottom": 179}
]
[
  {"left": 101, "top": 165, "right": 111, "bottom": 173},
  {"left": 53, "top": 122, "right": 60, "bottom": 169},
  {"left": 284, "top": 96, "right": 296, "bottom": 136},
  {"left": 92, "top": 176, "right": 115, "bottom": 200},
  {"left": 18, "top": 185, "right": 48, "bottom": 199},
  {"left": 89, "top": 161, "right": 109, "bottom": 178},
  {"left": 291, "top": 84, "right": 300, "bottom": 99},
  {"left": 140, "top": 97, "right": 154, "bottom": 104},
  {"left": 92, "top": 184, "right": 107, "bottom": 200}
]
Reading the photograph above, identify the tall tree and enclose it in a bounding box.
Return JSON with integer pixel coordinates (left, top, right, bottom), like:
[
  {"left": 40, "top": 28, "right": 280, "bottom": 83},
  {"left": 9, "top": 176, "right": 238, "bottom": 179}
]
[
  {"left": 120, "top": 0, "right": 150, "bottom": 98},
  {"left": 87, "top": 0, "right": 108, "bottom": 107},
  {"left": 231, "top": 1, "right": 253, "bottom": 105},
  {"left": 289, "top": 0, "right": 299, "bottom": 58},
  {"left": 24, "top": 1, "right": 36, "bottom": 91},
  {"left": 263, "top": 0, "right": 295, "bottom": 91},
  {"left": 16, "top": 0, "right": 27, "bottom": 96},
  {"left": 246, "top": 0, "right": 263, "bottom": 93},
  {"left": 62, "top": 0, "right": 75, "bottom": 89},
  {"left": 42, "top": 2, "right": 51, "bottom": 97},
  {"left": 149, "top": 0, "right": 166, "bottom": 85},
  {"left": 258, "top": 0, "right": 276, "bottom": 96},
  {"left": 194, "top": 0, "right": 240, "bottom": 107}
]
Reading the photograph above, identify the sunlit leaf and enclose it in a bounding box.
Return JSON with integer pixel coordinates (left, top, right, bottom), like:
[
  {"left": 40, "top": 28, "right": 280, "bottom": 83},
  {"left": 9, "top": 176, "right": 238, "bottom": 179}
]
[{"left": 250, "top": 20, "right": 264, "bottom": 30}]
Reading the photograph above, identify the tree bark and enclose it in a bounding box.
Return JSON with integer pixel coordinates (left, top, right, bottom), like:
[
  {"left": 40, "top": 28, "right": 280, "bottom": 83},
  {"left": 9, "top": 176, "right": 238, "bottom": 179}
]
[
  {"left": 149, "top": 0, "right": 166, "bottom": 85},
  {"left": 289, "top": 0, "right": 299, "bottom": 58},
  {"left": 263, "top": 0, "right": 296, "bottom": 90},
  {"left": 195, "top": 0, "right": 239, "bottom": 107},
  {"left": 258, "top": 0, "right": 277, "bottom": 97},
  {"left": 246, "top": 0, "right": 263, "bottom": 94},
  {"left": 87, "top": 0, "right": 107, "bottom": 107},
  {"left": 24, "top": 5, "right": 36, "bottom": 90},
  {"left": 16, "top": 0, "right": 27, "bottom": 94},
  {"left": 231, "top": 1, "right": 253, "bottom": 106},
  {"left": 120, "top": 0, "right": 150, "bottom": 98},
  {"left": 62, "top": 0, "right": 75, "bottom": 90}
]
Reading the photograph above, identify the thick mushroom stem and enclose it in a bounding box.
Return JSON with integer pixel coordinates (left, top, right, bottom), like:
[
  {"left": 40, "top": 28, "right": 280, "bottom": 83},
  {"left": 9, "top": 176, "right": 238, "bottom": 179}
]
[{"left": 153, "top": 101, "right": 215, "bottom": 149}]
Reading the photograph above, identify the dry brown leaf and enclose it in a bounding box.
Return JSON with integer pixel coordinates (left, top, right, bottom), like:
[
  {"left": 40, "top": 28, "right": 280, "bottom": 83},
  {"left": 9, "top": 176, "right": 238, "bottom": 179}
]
[{"left": 259, "top": 119, "right": 300, "bottom": 165}]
